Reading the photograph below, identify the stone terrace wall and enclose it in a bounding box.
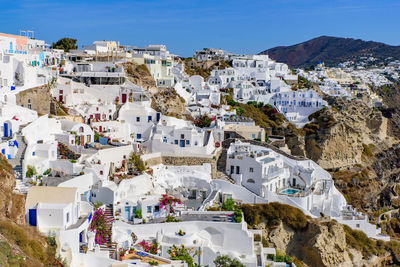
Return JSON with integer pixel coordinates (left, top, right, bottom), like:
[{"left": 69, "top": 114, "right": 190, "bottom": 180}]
[{"left": 143, "top": 150, "right": 221, "bottom": 178}]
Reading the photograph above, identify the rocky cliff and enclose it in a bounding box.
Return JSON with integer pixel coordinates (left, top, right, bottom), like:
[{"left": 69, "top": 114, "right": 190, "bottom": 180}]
[
  {"left": 0, "top": 154, "right": 25, "bottom": 224},
  {"left": 300, "top": 97, "right": 391, "bottom": 170},
  {"left": 0, "top": 155, "right": 62, "bottom": 266},
  {"left": 123, "top": 62, "right": 186, "bottom": 118},
  {"left": 242, "top": 203, "right": 397, "bottom": 267}
]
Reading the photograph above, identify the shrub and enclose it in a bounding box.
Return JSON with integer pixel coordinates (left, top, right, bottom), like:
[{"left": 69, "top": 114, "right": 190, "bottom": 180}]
[
  {"left": 362, "top": 143, "right": 373, "bottom": 157},
  {"left": 241, "top": 202, "right": 308, "bottom": 230},
  {"left": 193, "top": 115, "right": 213, "bottom": 128},
  {"left": 26, "top": 165, "right": 37, "bottom": 178},
  {"left": 166, "top": 215, "right": 181, "bottom": 223},
  {"left": 168, "top": 244, "right": 200, "bottom": 267},
  {"left": 93, "top": 201, "right": 103, "bottom": 209},
  {"left": 128, "top": 153, "right": 146, "bottom": 173},
  {"left": 214, "top": 254, "right": 245, "bottom": 267},
  {"left": 139, "top": 240, "right": 159, "bottom": 254},
  {"left": 135, "top": 209, "right": 142, "bottom": 219}
]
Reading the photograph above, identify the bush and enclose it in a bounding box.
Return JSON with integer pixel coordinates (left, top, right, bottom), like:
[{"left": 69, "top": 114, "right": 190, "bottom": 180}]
[
  {"left": 26, "top": 165, "right": 37, "bottom": 178},
  {"left": 93, "top": 201, "right": 103, "bottom": 209},
  {"left": 362, "top": 143, "right": 373, "bottom": 157},
  {"left": 128, "top": 153, "right": 146, "bottom": 173},
  {"left": 214, "top": 255, "right": 245, "bottom": 267},
  {"left": 193, "top": 114, "right": 213, "bottom": 128},
  {"left": 135, "top": 209, "right": 142, "bottom": 219},
  {"left": 241, "top": 202, "right": 308, "bottom": 230}
]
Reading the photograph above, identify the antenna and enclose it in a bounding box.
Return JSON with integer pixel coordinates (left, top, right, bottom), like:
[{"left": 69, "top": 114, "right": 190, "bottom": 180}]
[{"left": 19, "top": 30, "right": 34, "bottom": 39}]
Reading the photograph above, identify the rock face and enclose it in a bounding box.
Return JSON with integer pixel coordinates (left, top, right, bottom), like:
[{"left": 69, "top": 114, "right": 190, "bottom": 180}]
[
  {"left": 123, "top": 62, "right": 156, "bottom": 90},
  {"left": 300, "top": 97, "right": 390, "bottom": 170},
  {"left": 15, "top": 84, "right": 58, "bottom": 115},
  {"left": 123, "top": 62, "right": 186, "bottom": 118},
  {"left": 261, "top": 220, "right": 382, "bottom": 267},
  {"left": 0, "top": 154, "right": 25, "bottom": 224},
  {"left": 150, "top": 87, "right": 186, "bottom": 118}
]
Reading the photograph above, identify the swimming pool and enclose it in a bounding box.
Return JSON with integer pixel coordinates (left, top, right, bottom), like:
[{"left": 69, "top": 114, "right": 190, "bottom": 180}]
[{"left": 280, "top": 188, "right": 300, "bottom": 195}]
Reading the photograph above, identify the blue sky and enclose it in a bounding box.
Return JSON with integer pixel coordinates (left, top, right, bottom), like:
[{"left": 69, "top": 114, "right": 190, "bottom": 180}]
[{"left": 1, "top": 0, "right": 399, "bottom": 56}]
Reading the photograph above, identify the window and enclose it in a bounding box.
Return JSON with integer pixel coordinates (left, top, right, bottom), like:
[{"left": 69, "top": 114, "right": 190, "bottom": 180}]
[
  {"left": 249, "top": 167, "right": 254, "bottom": 173},
  {"left": 174, "top": 140, "right": 178, "bottom": 144},
  {"left": 79, "top": 126, "right": 84, "bottom": 133},
  {"left": 148, "top": 116, "right": 152, "bottom": 122},
  {"left": 194, "top": 141, "right": 198, "bottom": 146},
  {"left": 147, "top": 206, "right": 152, "bottom": 213},
  {"left": 180, "top": 134, "right": 184, "bottom": 139},
  {"left": 27, "top": 99, "right": 31, "bottom": 103},
  {"left": 251, "top": 133, "right": 256, "bottom": 139},
  {"left": 100, "top": 170, "right": 103, "bottom": 175},
  {"left": 136, "top": 117, "right": 140, "bottom": 122},
  {"left": 247, "top": 179, "right": 255, "bottom": 183},
  {"left": 356, "top": 224, "right": 360, "bottom": 228},
  {"left": 66, "top": 212, "right": 70, "bottom": 223},
  {"left": 186, "top": 140, "right": 190, "bottom": 145},
  {"left": 154, "top": 205, "right": 160, "bottom": 212},
  {"left": 28, "top": 104, "right": 31, "bottom": 109}
]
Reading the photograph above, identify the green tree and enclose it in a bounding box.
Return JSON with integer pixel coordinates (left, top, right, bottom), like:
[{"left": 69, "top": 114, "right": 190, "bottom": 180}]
[
  {"left": 128, "top": 152, "right": 146, "bottom": 173},
  {"left": 214, "top": 255, "right": 245, "bottom": 267},
  {"left": 51, "top": 38, "right": 78, "bottom": 52}
]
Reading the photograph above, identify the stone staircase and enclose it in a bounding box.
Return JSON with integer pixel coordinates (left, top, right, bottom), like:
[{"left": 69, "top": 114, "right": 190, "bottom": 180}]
[
  {"left": 216, "top": 171, "right": 235, "bottom": 184},
  {"left": 14, "top": 179, "right": 31, "bottom": 194},
  {"left": 9, "top": 135, "right": 27, "bottom": 180},
  {"left": 100, "top": 206, "right": 117, "bottom": 259}
]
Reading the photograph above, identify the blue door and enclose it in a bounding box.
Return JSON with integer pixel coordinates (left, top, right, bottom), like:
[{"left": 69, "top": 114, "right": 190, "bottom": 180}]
[
  {"left": 3, "top": 123, "right": 8, "bottom": 137},
  {"left": 180, "top": 140, "right": 185, "bottom": 147},
  {"left": 156, "top": 113, "right": 160, "bottom": 122},
  {"left": 148, "top": 116, "right": 152, "bottom": 122},
  {"left": 79, "top": 231, "right": 83, "bottom": 242},
  {"left": 125, "top": 206, "right": 131, "bottom": 221},
  {"left": 1, "top": 149, "right": 5, "bottom": 155},
  {"left": 29, "top": 209, "right": 37, "bottom": 226}
]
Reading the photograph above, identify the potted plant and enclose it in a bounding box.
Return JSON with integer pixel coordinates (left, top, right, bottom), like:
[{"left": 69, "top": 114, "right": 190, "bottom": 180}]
[{"left": 177, "top": 229, "right": 186, "bottom": 236}]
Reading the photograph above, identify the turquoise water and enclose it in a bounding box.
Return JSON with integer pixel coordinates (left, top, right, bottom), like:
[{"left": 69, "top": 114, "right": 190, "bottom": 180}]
[{"left": 281, "top": 188, "right": 299, "bottom": 195}]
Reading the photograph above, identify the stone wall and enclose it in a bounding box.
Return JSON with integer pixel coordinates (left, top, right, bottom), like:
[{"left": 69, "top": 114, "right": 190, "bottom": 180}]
[
  {"left": 15, "top": 85, "right": 56, "bottom": 115},
  {"left": 144, "top": 150, "right": 221, "bottom": 178}
]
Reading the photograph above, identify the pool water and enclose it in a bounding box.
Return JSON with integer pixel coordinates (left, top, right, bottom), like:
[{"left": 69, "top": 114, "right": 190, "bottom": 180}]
[{"left": 280, "top": 188, "right": 299, "bottom": 195}]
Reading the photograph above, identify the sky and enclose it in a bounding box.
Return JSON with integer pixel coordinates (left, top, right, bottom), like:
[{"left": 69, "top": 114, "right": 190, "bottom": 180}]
[{"left": 1, "top": 0, "right": 399, "bottom": 56}]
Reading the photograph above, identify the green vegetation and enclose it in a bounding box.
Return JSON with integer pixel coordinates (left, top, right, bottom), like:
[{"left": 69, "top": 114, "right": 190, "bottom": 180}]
[
  {"left": 165, "top": 215, "right": 181, "bottom": 223},
  {"left": 214, "top": 255, "right": 245, "bottom": 267},
  {"left": 241, "top": 202, "right": 308, "bottom": 230},
  {"left": 42, "top": 168, "right": 52, "bottom": 176},
  {"left": 168, "top": 245, "right": 200, "bottom": 267},
  {"left": 93, "top": 201, "right": 103, "bottom": 209},
  {"left": 193, "top": 115, "right": 212, "bottom": 128},
  {"left": 128, "top": 152, "right": 146, "bottom": 173},
  {"left": 25, "top": 165, "right": 37, "bottom": 178},
  {"left": 224, "top": 97, "right": 285, "bottom": 131},
  {"left": 51, "top": 38, "right": 78, "bottom": 52},
  {"left": 0, "top": 220, "right": 65, "bottom": 266},
  {"left": 135, "top": 209, "right": 142, "bottom": 219},
  {"left": 0, "top": 242, "right": 25, "bottom": 266},
  {"left": 362, "top": 143, "right": 373, "bottom": 158}
]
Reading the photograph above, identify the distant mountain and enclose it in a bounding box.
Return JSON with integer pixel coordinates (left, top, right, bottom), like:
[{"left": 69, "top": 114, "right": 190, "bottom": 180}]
[{"left": 260, "top": 36, "right": 400, "bottom": 68}]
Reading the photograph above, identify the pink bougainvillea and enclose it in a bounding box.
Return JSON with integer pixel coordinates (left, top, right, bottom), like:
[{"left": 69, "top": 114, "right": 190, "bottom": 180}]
[
  {"left": 138, "top": 240, "right": 159, "bottom": 254},
  {"left": 159, "top": 194, "right": 182, "bottom": 214},
  {"left": 89, "top": 208, "right": 114, "bottom": 245}
]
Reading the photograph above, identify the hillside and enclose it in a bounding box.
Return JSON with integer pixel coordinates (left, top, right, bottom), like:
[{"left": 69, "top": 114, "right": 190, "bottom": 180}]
[
  {"left": 260, "top": 36, "right": 400, "bottom": 68},
  {"left": 241, "top": 202, "right": 399, "bottom": 266},
  {"left": 0, "top": 155, "right": 62, "bottom": 266}
]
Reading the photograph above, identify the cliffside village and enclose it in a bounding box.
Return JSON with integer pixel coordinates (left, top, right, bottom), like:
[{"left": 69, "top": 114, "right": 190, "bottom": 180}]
[{"left": 0, "top": 31, "right": 396, "bottom": 267}]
